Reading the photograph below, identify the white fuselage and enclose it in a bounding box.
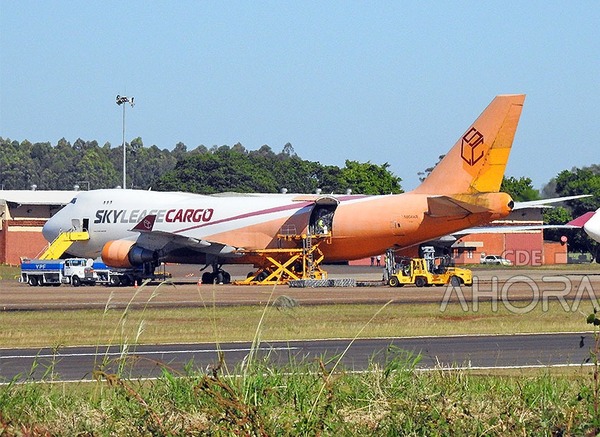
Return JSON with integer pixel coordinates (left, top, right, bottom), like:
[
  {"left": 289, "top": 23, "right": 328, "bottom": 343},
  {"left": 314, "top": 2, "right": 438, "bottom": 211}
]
[
  {"left": 584, "top": 208, "right": 600, "bottom": 244},
  {"left": 43, "top": 189, "right": 324, "bottom": 259}
]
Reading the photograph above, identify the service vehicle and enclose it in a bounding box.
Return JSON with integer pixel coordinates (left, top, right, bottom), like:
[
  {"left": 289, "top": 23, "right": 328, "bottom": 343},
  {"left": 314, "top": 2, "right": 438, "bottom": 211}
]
[
  {"left": 480, "top": 254, "right": 512, "bottom": 266},
  {"left": 385, "top": 247, "right": 472, "bottom": 287},
  {"left": 20, "top": 258, "right": 97, "bottom": 286},
  {"left": 20, "top": 258, "right": 152, "bottom": 287}
]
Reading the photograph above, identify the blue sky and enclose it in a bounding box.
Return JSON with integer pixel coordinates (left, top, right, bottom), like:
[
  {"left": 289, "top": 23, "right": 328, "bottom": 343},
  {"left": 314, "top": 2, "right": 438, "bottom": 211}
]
[{"left": 1, "top": 1, "right": 598, "bottom": 191}]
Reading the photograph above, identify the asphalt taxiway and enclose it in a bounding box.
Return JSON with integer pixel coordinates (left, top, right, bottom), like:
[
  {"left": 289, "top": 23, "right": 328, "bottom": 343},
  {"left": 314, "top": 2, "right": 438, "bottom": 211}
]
[{"left": 0, "top": 332, "right": 593, "bottom": 382}]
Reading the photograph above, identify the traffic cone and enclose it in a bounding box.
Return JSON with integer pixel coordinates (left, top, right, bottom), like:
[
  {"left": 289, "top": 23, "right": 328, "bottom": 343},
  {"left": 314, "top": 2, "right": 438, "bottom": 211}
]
[
  {"left": 134, "top": 280, "right": 138, "bottom": 288},
  {"left": 197, "top": 278, "right": 201, "bottom": 286}
]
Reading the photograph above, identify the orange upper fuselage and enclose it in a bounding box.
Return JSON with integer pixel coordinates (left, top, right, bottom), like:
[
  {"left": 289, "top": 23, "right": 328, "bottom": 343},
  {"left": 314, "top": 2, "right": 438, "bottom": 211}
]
[
  {"left": 320, "top": 192, "right": 513, "bottom": 261},
  {"left": 188, "top": 191, "right": 514, "bottom": 263}
]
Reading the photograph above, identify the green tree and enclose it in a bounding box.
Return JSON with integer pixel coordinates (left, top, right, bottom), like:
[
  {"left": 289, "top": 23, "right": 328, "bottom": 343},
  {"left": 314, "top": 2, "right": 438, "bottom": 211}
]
[
  {"left": 155, "top": 144, "right": 403, "bottom": 195},
  {"left": 542, "top": 206, "right": 574, "bottom": 246},
  {"left": 553, "top": 168, "right": 600, "bottom": 217},
  {"left": 500, "top": 176, "right": 540, "bottom": 201},
  {"left": 0, "top": 138, "right": 36, "bottom": 189},
  {"left": 339, "top": 161, "right": 403, "bottom": 195},
  {"left": 546, "top": 166, "right": 600, "bottom": 256},
  {"left": 2, "top": 137, "right": 404, "bottom": 196}
]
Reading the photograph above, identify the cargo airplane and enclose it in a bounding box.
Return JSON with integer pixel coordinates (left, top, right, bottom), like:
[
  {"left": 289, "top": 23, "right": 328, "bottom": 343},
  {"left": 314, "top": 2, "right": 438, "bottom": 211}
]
[{"left": 43, "top": 94, "right": 526, "bottom": 283}]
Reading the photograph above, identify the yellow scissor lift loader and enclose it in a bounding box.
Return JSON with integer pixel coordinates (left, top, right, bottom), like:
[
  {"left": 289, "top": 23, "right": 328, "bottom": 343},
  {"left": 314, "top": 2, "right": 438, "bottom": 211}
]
[
  {"left": 235, "top": 232, "right": 329, "bottom": 285},
  {"left": 37, "top": 230, "right": 90, "bottom": 260}
]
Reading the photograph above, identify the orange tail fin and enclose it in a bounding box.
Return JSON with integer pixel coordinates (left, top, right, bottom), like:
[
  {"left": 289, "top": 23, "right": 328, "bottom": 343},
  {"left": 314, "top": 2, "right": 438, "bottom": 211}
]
[{"left": 413, "top": 94, "right": 525, "bottom": 195}]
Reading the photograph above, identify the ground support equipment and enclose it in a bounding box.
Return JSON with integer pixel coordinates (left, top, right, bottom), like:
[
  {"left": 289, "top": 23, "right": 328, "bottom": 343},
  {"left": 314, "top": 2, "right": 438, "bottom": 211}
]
[{"left": 235, "top": 233, "right": 329, "bottom": 285}]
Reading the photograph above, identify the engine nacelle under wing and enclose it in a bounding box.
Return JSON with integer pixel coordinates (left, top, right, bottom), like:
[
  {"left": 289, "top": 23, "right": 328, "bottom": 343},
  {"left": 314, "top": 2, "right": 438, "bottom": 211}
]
[{"left": 101, "top": 240, "right": 157, "bottom": 268}]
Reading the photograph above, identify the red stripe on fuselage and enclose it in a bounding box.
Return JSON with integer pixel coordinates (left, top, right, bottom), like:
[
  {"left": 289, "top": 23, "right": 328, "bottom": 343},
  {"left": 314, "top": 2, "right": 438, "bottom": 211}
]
[{"left": 172, "top": 201, "right": 314, "bottom": 234}]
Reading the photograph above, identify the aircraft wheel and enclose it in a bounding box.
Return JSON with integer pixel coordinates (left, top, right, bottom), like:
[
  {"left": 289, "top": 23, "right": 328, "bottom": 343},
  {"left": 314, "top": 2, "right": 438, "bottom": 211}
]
[
  {"left": 28, "top": 276, "right": 38, "bottom": 286},
  {"left": 255, "top": 271, "right": 269, "bottom": 282},
  {"left": 222, "top": 271, "right": 231, "bottom": 284},
  {"left": 415, "top": 277, "right": 426, "bottom": 288},
  {"left": 450, "top": 276, "right": 461, "bottom": 287},
  {"left": 202, "top": 272, "right": 214, "bottom": 284},
  {"left": 72, "top": 276, "right": 81, "bottom": 287},
  {"left": 389, "top": 276, "right": 399, "bottom": 287}
]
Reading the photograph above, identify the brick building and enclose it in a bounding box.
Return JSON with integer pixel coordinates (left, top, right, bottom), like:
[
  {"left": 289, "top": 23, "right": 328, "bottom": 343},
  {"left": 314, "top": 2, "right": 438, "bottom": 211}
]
[
  {"left": 451, "top": 207, "right": 568, "bottom": 266},
  {"left": 0, "top": 190, "right": 77, "bottom": 265}
]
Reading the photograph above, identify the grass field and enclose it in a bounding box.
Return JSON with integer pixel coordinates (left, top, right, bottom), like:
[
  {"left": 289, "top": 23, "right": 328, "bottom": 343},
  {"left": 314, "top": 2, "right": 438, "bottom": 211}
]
[
  {"left": 1, "top": 344, "right": 599, "bottom": 435},
  {"left": 3, "top": 264, "right": 600, "bottom": 435},
  {"left": 0, "top": 264, "right": 19, "bottom": 281},
  {"left": 0, "top": 299, "right": 596, "bottom": 348}
]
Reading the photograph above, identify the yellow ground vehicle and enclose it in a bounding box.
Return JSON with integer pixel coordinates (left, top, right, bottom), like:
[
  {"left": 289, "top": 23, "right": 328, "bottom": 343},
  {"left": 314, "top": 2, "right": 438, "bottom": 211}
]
[{"left": 385, "top": 247, "right": 472, "bottom": 287}]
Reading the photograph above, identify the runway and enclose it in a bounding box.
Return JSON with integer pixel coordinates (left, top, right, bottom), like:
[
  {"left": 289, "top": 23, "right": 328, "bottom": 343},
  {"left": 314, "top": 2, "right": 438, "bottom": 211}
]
[{"left": 0, "top": 332, "right": 593, "bottom": 383}]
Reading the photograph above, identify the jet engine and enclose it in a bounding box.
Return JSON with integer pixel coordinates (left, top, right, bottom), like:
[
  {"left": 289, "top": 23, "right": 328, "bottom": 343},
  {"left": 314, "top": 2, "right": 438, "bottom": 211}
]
[{"left": 101, "top": 240, "right": 157, "bottom": 268}]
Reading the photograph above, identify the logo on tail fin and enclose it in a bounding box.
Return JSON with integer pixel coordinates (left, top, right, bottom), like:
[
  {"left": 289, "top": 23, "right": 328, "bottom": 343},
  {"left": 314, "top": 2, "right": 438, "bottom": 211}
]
[
  {"left": 132, "top": 214, "right": 157, "bottom": 232},
  {"left": 461, "top": 128, "right": 485, "bottom": 166}
]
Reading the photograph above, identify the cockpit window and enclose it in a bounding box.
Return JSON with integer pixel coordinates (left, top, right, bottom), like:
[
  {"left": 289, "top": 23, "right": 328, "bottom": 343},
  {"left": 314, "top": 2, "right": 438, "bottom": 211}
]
[{"left": 70, "top": 198, "right": 77, "bottom": 204}]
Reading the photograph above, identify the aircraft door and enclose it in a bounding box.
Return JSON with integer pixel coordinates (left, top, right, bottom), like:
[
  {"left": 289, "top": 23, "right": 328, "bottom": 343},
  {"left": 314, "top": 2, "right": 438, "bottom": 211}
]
[{"left": 309, "top": 196, "right": 339, "bottom": 235}]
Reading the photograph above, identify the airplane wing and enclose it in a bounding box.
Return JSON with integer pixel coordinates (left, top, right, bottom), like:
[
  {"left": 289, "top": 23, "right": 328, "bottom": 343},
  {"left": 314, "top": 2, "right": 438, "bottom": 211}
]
[
  {"left": 131, "top": 215, "right": 240, "bottom": 256},
  {"left": 427, "top": 222, "right": 579, "bottom": 247},
  {"left": 513, "top": 194, "right": 592, "bottom": 210},
  {"left": 453, "top": 224, "right": 579, "bottom": 235}
]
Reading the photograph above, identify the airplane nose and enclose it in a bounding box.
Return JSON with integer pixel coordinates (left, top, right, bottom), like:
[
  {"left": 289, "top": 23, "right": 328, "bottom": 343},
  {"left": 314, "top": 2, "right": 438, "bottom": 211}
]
[
  {"left": 42, "top": 216, "right": 62, "bottom": 243},
  {"left": 584, "top": 213, "right": 600, "bottom": 243}
]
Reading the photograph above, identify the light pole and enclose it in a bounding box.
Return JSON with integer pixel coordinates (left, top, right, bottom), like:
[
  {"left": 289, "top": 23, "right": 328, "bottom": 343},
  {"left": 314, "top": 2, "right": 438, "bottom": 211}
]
[{"left": 116, "top": 94, "right": 135, "bottom": 189}]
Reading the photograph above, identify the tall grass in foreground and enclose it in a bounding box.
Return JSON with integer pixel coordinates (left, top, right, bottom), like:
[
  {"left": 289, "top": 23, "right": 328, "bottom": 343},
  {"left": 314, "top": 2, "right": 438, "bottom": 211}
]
[
  {"left": 2, "top": 279, "right": 600, "bottom": 436},
  {"left": 0, "top": 353, "right": 598, "bottom": 436}
]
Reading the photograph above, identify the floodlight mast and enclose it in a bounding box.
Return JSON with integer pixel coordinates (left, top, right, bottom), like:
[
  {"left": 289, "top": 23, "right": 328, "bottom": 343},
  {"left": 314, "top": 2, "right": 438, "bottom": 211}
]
[{"left": 116, "top": 95, "right": 135, "bottom": 189}]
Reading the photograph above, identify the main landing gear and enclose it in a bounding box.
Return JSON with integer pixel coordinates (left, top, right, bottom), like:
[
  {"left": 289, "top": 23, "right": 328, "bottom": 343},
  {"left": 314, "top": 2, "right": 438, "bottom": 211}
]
[
  {"left": 198, "top": 233, "right": 329, "bottom": 286},
  {"left": 200, "top": 263, "right": 232, "bottom": 285}
]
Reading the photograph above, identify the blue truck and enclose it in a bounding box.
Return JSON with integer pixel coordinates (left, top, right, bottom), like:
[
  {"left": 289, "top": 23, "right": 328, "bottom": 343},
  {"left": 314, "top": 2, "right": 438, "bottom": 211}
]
[
  {"left": 20, "top": 258, "right": 98, "bottom": 286},
  {"left": 19, "top": 258, "right": 147, "bottom": 287}
]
